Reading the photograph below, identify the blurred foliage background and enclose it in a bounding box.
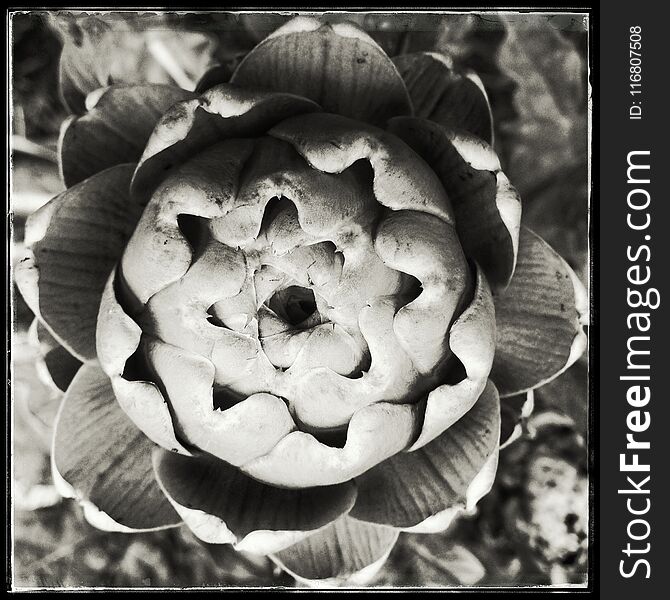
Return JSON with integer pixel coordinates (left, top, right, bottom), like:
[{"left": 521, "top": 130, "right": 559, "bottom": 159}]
[{"left": 9, "top": 10, "right": 590, "bottom": 589}]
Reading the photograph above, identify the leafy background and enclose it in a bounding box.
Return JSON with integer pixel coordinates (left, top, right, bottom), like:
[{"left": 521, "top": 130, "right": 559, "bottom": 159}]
[{"left": 9, "top": 11, "right": 590, "bottom": 589}]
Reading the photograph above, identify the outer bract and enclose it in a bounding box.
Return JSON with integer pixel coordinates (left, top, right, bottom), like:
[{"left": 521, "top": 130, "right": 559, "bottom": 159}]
[{"left": 15, "top": 16, "right": 587, "bottom": 586}]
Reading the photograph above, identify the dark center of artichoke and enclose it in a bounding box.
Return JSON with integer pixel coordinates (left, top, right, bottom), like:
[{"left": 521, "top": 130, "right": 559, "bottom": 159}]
[{"left": 267, "top": 285, "right": 319, "bottom": 328}]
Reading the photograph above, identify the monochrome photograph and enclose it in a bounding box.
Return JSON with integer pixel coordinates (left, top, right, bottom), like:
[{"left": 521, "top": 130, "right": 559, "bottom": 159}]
[{"left": 8, "top": 9, "right": 590, "bottom": 590}]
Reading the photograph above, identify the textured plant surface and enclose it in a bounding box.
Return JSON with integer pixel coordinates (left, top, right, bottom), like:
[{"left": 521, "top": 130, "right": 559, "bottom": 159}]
[{"left": 11, "top": 11, "right": 589, "bottom": 588}]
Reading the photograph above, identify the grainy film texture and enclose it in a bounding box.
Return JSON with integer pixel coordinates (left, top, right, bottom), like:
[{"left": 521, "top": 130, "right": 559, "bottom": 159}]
[{"left": 10, "top": 11, "right": 589, "bottom": 589}]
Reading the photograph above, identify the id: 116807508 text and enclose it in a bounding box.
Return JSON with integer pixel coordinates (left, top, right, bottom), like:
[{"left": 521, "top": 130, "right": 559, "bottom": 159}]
[{"left": 629, "top": 26, "right": 643, "bottom": 120}]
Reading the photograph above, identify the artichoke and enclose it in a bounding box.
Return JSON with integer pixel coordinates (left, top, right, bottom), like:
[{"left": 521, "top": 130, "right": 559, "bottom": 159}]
[{"left": 14, "top": 15, "right": 587, "bottom": 586}]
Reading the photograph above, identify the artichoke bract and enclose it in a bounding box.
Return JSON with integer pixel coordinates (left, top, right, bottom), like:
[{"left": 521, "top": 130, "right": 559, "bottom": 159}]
[{"left": 15, "top": 16, "right": 588, "bottom": 586}]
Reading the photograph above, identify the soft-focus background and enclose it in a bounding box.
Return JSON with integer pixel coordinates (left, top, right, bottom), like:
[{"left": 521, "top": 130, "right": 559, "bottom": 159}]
[{"left": 9, "top": 11, "right": 590, "bottom": 589}]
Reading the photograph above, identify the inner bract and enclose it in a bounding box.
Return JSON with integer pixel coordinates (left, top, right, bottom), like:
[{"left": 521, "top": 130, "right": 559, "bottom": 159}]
[{"left": 120, "top": 134, "right": 465, "bottom": 435}]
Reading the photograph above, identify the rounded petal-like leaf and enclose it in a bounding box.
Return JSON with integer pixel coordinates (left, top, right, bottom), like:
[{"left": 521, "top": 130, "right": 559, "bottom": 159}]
[
  {"left": 144, "top": 338, "right": 297, "bottom": 467},
  {"left": 231, "top": 16, "right": 411, "bottom": 126},
  {"left": 393, "top": 52, "right": 493, "bottom": 143},
  {"left": 288, "top": 297, "right": 424, "bottom": 430},
  {"left": 15, "top": 164, "right": 143, "bottom": 362},
  {"left": 153, "top": 449, "right": 357, "bottom": 555},
  {"left": 321, "top": 13, "right": 442, "bottom": 57},
  {"left": 215, "top": 135, "right": 379, "bottom": 247},
  {"left": 241, "top": 401, "right": 421, "bottom": 488},
  {"left": 490, "top": 227, "right": 588, "bottom": 396},
  {"left": 402, "top": 448, "right": 499, "bottom": 534},
  {"left": 270, "top": 112, "right": 454, "bottom": 224},
  {"left": 124, "top": 138, "right": 253, "bottom": 305},
  {"left": 96, "top": 271, "right": 191, "bottom": 455},
  {"left": 388, "top": 116, "right": 521, "bottom": 289},
  {"left": 408, "top": 266, "right": 496, "bottom": 450},
  {"left": 130, "top": 84, "right": 320, "bottom": 202},
  {"left": 349, "top": 380, "right": 500, "bottom": 530},
  {"left": 51, "top": 363, "right": 181, "bottom": 531},
  {"left": 374, "top": 210, "right": 469, "bottom": 373},
  {"left": 271, "top": 516, "right": 398, "bottom": 587},
  {"left": 60, "top": 84, "right": 196, "bottom": 187}
]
